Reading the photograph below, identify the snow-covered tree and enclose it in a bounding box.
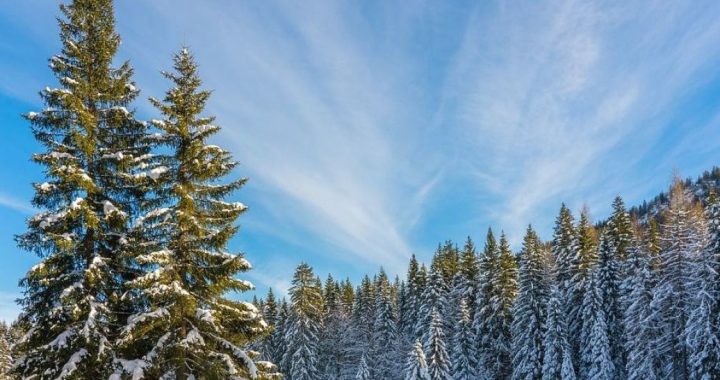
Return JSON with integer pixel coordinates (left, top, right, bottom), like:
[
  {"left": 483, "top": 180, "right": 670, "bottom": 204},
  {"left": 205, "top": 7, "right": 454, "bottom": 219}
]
[
  {"left": 451, "top": 299, "right": 476, "bottom": 380},
  {"left": 356, "top": 354, "right": 370, "bottom": 380},
  {"left": 685, "top": 193, "right": 720, "bottom": 379},
  {"left": 591, "top": 230, "right": 624, "bottom": 377},
  {"left": 262, "top": 289, "right": 284, "bottom": 365},
  {"left": 511, "top": 226, "right": 549, "bottom": 380},
  {"left": 623, "top": 243, "right": 660, "bottom": 380},
  {"left": 580, "top": 269, "right": 614, "bottom": 380},
  {"left": 369, "top": 270, "right": 400, "bottom": 379},
  {"left": 14, "top": 0, "right": 151, "bottom": 377},
  {"left": 113, "top": 48, "right": 275, "bottom": 379},
  {"left": 416, "top": 262, "right": 449, "bottom": 342},
  {"left": 284, "top": 263, "right": 324, "bottom": 380},
  {"left": 425, "top": 308, "right": 450, "bottom": 380},
  {"left": 568, "top": 206, "right": 597, "bottom": 368},
  {"left": 653, "top": 180, "right": 707, "bottom": 379},
  {"left": 542, "top": 284, "right": 575, "bottom": 380},
  {"left": 551, "top": 204, "right": 578, "bottom": 311},
  {"left": 405, "top": 339, "right": 431, "bottom": 380},
  {"left": 474, "top": 228, "right": 500, "bottom": 377}
]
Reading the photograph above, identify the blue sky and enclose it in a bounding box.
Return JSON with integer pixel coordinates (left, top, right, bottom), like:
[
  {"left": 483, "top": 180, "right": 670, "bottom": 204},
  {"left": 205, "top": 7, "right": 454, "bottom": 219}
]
[{"left": 2, "top": 0, "right": 720, "bottom": 321}]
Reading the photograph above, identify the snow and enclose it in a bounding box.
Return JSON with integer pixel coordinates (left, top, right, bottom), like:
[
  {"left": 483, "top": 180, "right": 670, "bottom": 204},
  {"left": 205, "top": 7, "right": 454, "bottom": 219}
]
[
  {"left": 62, "top": 77, "right": 79, "bottom": 86},
  {"left": 111, "top": 106, "right": 130, "bottom": 115},
  {"left": 47, "top": 328, "right": 76, "bottom": 349},
  {"left": 103, "top": 200, "right": 126, "bottom": 218},
  {"left": 58, "top": 349, "right": 88, "bottom": 379},
  {"left": 26, "top": 112, "right": 38, "bottom": 120},
  {"left": 126, "top": 83, "right": 137, "bottom": 92},
  {"left": 70, "top": 197, "right": 84, "bottom": 210},
  {"left": 102, "top": 152, "right": 125, "bottom": 160},
  {"left": 148, "top": 166, "right": 168, "bottom": 180},
  {"left": 38, "top": 182, "right": 54, "bottom": 192},
  {"left": 61, "top": 281, "right": 83, "bottom": 299},
  {"left": 48, "top": 151, "right": 75, "bottom": 160},
  {"left": 150, "top": 119, "right": 166, "bottom": 127}
]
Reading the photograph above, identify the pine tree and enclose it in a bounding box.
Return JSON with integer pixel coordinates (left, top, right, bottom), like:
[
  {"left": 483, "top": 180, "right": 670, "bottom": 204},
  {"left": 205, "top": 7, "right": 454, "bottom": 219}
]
[
  {"left": 369, "top": 269, "right": 400, "bottom": 379},
  {"left": 284, "top": 263, "right": 324, "bottom": 380},
  {"left": 542, "top": 285, "right": 575, "bottom": 380},
  {"left": 568, "top": 206, "right": 597, "bottom": 369},
  {"left": 425, "top": 308, "right": 451, "bottom": 380},
  {"left": 492, "top": 232, "right": 519, "bottom": 379},
  {"left": 14, "top": 0, "right": 150, "bottom": 377},
  {"left": 319, "top": 275, "right": 345, "bottom": 380},
  {"left": 552, "top": 204, "right": 578, "bottom": 310},
  {"left": 416, "top": 262, "right": 449, "bottom": 343},
  {"left": 685, "top": 193, "right": 720, "bottom": 379},
  {"left": 356, "top": 354, "right": 370, "bottom": 380},
  {"left": 591, "top": 231, "right": 623, "bottom": 378},
  {"left": 451, "top": 300, "right": 476, "bottom": 380},
  {"left": 405, "top": 339, "right": 431, "bottom": 380},
  {"left": 474, "top": 228, "right": 500, "bottom": 377},
  {"left": 275, "top": 300, "right": 291, "bottom": 375},
  {"left": 459, "top": 237, "right": 479, "bottom": 312},
  {"left": 511, "top": 226, "right": 549, "bottom": 380},
  {"left": 111, "top": 48, "right": 274, "bottom": 379},
  {"left": 623, "top": 243, "right": 659, "bottom": 380},
  {"left": 580, "top": 270, "right": 615, "bottom": 380},
  {"left": 653, "top": 179, "right": 707, "bottom": 380}
]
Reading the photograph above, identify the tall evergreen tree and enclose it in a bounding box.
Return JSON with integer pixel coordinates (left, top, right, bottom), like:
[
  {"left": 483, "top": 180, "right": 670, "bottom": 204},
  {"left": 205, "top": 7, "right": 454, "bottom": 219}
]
[
  {"left": 580, "top": 269, "right": 614, "bottom": 380},
  {"left": 591, "top": 230, "right": 624, "bottom": 377},
  {"left": 405, "top": 339, "right": 431, "bottom": 380},
  {"left": 264, "top": 289, "right": 285, "bottom": 367},
  {"left": 623, "top": 243, "right": 660, "bottom": 380},
  {"left": 491, "top": 232, "right": 519, "bottom": 380},
  {"left": 568, "top": 206, "right": 597, "bottom": 369},
  {"left": 319, "top": 275, "right": 346, "bottom": 380},
  {"left": 425, "top": 308, "right": 450, "bottom": 380},
  {"left": 474, "top": 228, "right": 500, "bottom": 377},
  {"left": 112, "top": 48, "right": 274, "bottom": 379},
  {"left": 369, "top": 270, "right": 400, "bottom": 379},
  {"left": 14, "top": 0, "right": 151, "bottom": 377},
  {"left": 653, "top": 180, "right": 707, "bottom": 380},
  {"left": 542, "top": 285, "right": 575, "bottom": 380},
  {"left": 284, "top": 263, "right": 324, "bottom": 380},
  {"left": 685, "top": 193, "right": 720, "bottom": 379},
  {"left": 415, "top": 263, "right": 448, "bottom": 342},
  {"left": 511, "top": 226, "right": 549, "bottom": 380},
  {"left": 451, "top": 300, "right": 476, "bottom": 380},
  {"left": 355, "top": 354, "right": 370, "bottom": 380}
]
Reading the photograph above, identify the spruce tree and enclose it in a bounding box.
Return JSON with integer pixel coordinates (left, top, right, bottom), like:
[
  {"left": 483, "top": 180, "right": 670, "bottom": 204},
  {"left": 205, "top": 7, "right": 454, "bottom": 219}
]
[
  {"left": 425, "top": 308, "right": 450, "bottom": 380},
  {"left": 492, "top": 232, "right": 519, "bottom": 379},
  {"left": 653, "top": 180, "right": 706, "bottom": 380},
  {"left": 459, "top": 237, "right": 479, "bottom": 311},
  {"left": 355, "top": 354, "right": 370, "bottom": 380},
  {"left": 284, "top": 263, "right": 324, "bottom": 380},
  {"left": 369, "top": 270, "right": 400, "bottom": 379},
  {"left": 568, "top": 206, "right": 597, "bottom": 369},
  {"left": 405, "top": 339, "right": 431, "bottom": 380},
  {"left": 542, "top": 285, "right": 575, "bottom": 380},
  {"left": 623, "top": 243, "right": 660, "bottom": 380},
  {"left": 551, "top": 204, "right": 578, "bottom": 310},
  {"left": 415, "top": 263, "right": 449, "bottom": 342},
  {"left": 111, "top": 48, "right": 274, "bottom": 379},
  {"left": 264, "top": 289, "right": 285, "bottom": 367},
  {"left": 14, "top": 0, "right": 150, "bottom": 377},
  {"left": 685, "top": 193, "right": 720, "bottom": 379},
  {"left": 580, "top": 270, "right": 615, "bottom": 380},
  {"left": 451, "top": 299, "right": 476, "bottom": 380},
  {"left": 474, "top": 228, "right": 500, "bottom": 377},
  {"left": 592, "top": 231, "right": 623, "bottom": 377},
  {"left": 511, "top": 226, "right": 549, "bottom": 380}
]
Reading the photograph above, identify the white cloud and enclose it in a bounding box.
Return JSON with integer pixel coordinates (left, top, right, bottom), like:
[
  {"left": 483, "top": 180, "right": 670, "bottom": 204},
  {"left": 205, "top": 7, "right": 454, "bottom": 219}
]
[{"left": 0, "top": 192, "right": 34, "bottom": 214}]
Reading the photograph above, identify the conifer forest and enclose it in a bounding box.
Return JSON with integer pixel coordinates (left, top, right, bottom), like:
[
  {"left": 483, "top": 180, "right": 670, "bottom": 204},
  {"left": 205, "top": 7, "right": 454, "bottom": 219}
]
[{"left": 2, "top": 1, "right": 720, "bottom": 379}]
